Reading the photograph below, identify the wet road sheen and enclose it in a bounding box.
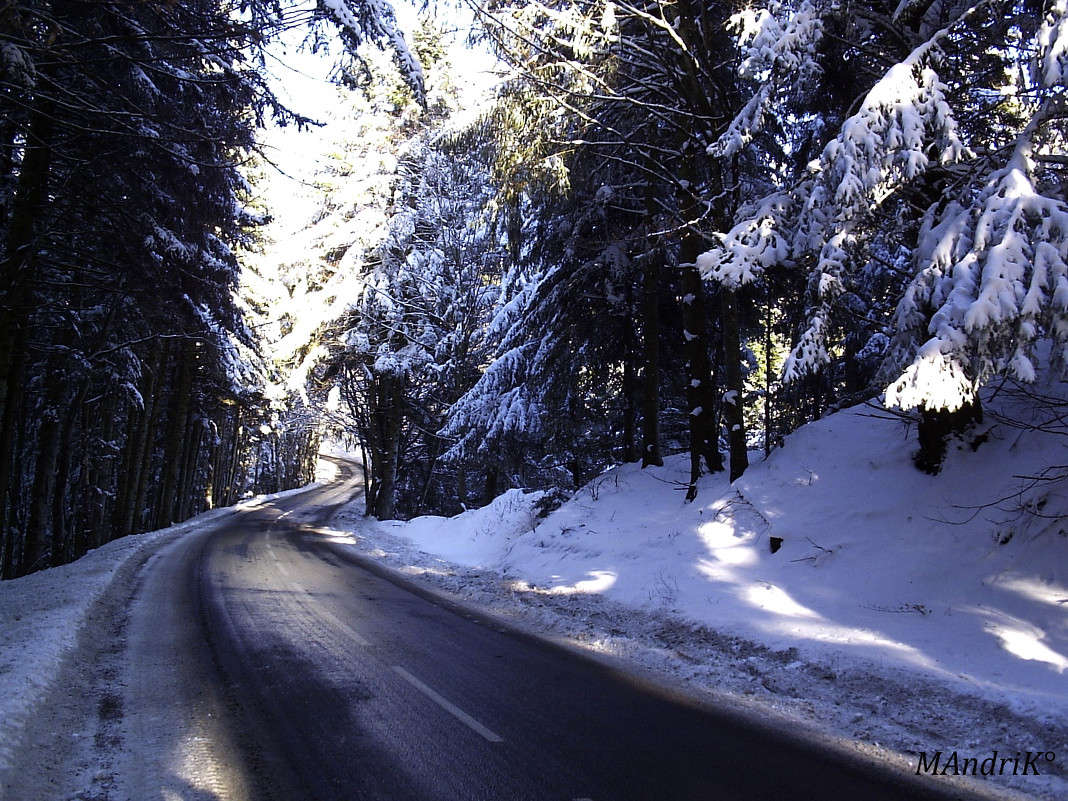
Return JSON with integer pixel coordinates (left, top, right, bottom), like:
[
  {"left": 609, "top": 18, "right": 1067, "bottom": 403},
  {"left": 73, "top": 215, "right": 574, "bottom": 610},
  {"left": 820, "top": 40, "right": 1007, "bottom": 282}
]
[{"left": 178, "top": 461, "right": 961, "bottom": 801}]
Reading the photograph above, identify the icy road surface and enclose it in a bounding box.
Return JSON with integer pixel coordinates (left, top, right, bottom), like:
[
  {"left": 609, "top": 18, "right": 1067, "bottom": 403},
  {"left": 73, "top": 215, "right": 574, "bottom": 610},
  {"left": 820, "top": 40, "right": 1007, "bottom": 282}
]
[{"left": 0, "top": 459, "right": 985, "bottom": 801}]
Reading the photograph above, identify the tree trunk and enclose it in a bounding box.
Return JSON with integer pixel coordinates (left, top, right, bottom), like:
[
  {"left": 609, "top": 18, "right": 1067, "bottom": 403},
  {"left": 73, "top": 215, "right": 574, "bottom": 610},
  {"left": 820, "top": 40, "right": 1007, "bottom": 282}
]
[
  {"left": 0, "top": 107, "right": 54, "bottom": 571},
  {"left": 177, "top": 412, "right": 203, "bottom": 520},
  {"left": 677, "top": 133, "right": 724, "bottom": 497},
  {"left": 80, "top": 387, "right": 113, "bottom": 556},
  {"left": 210, "top": 407, "right": 240, "bottom": 509},
  {"left": 915, "top": 400, "right": 982, "bottom": 474},
  {"left": 369, "top": 372, "right": 402, "bottom": 519},
  {"left": 0, "top": 342, "right": 26, "bottom": 578},
  {"left": 481, "top": 464, "right": 500, "bottom": 508},
  {"left": 156, "top": 341, "right": 194, "bottom": 529},
  {"left": 226, "top": 419, "right": 246, "bottom": 506},
  {"left": 721, "top": 287, "right": 749, "bottom": 482},
  {"left": 620, "top": 276, "right": 639, "bottom": 464},
  {"left": 622, "top": 338, "right": 638, "bottom": 463},
  {"left": 18, "top": 296, "right": 79, "bottom": 575},
  {"left": 681, "top": 264, "right": 724, "bottom": 499},
  {"left": 640, "top": 256, "right": 663, "bottom": 468},
  {"left": 118, "top": 339, "right": 164, "bottom": 535},
  {"left": 764, "top": 300, "right": 774, "bottom": 458},
  {"left": 22, "top": 406, "right": 63, "bottom": 575}
]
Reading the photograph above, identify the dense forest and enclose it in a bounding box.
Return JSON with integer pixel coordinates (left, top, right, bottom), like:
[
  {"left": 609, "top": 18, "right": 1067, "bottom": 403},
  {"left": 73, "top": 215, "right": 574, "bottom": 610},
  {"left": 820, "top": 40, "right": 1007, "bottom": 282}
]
[{"left": 3, "top": 0, "right": 1066, "bottom": 578}]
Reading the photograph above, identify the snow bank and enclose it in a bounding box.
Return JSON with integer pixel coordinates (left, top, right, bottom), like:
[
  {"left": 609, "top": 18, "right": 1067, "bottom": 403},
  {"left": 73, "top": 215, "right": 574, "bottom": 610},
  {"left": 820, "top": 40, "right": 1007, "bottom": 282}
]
[
  {"left": 380, "top": 488, "right": 545, "bottom": 566},
  {"left": 0, "top": 524, "right": 182, "bottom": 772},
  {"left": 333, "top": 384, "right": 1068, "bottom": 800},
  {"left": 0, "top": 481, "right": 325, "bottom": 774}
]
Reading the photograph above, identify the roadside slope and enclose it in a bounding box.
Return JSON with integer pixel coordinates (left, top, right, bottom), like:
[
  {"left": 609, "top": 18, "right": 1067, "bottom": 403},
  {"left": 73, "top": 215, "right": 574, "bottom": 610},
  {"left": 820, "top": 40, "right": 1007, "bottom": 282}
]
[
  {"left": 0, "top": 477, "right": 335, "bottom": 800},
  {"left": 325, "top": 387, "right": 1068, "bottom": 800}
]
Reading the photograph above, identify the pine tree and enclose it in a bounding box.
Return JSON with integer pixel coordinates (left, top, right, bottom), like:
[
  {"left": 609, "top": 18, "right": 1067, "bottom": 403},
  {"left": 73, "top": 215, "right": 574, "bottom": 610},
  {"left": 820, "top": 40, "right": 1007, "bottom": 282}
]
[
  {"left": 266, "top": 19, "right": 507, "bottom": 518},
  {"left": 0, "top": 0, "right": 417, "bottom": 575},
  {"left": 702, "top": 0, "right": 1067, "bottom": 471},
  {"left": 468, "top": 0, "right": 753, "bottom": 493}
]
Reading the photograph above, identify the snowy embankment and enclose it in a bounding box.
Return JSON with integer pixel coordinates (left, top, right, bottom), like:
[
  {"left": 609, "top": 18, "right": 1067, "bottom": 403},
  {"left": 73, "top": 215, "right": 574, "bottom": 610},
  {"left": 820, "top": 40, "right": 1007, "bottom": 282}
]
[
  {"left": 0, "top": 525, "right": 170, "bottom": 773},
  {"left": 0, "top": 477, "right": 333, "bottom": 776},
  {"left": 327, "top": 383, "right": 1068, "bottom": 801},
  {"left": 1, "top": 395, "right": 1064, "bottom": 800}
]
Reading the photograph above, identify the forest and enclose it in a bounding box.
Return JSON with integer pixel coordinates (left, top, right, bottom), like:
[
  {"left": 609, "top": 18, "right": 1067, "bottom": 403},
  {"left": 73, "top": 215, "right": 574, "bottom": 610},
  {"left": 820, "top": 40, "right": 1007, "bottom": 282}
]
[{"left": 2, "top": 0, "right": 1066, "bottom": 578}]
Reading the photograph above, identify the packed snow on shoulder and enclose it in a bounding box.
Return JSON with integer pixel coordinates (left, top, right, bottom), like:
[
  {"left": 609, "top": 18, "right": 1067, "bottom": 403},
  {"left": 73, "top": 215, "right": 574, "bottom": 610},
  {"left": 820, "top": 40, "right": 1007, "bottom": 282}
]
[
  {"left": 0, "top": 476, "right": 332, "bottom": 776},
  {"left": 333, "top": 380, "right": 1068, "bottom": 801}
]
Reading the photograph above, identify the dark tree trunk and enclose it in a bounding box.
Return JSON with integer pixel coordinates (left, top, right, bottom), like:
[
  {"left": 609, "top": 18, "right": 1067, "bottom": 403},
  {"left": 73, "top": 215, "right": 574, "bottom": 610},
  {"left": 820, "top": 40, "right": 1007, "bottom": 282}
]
[
  {"left": 369, "top": 372, "right": 402, "bottom": 519},
  {"left": 622, "top": 337, "right": 638, "bottom": 463},
  {"left": 210, "top": 406, "right": 239, "bottom": 508},
  {"left": 156, "top": 341, "right": 194, "bottom": 529},
  {"left": 481, "top": 464, "right": 500, "bottom": 508},
  {"left": 23, "top": 404, "right": 63, "bottom": 575},
  {"left": 177, "top": 411, "right": 204, "bottom": 520},
  {"left": 721, "top": 287, "right": 749, "bottom": 482},
  {"left": 620, "top": 276, "right": 639, "bottom": 464},
  {"left": 80, "top": 388, "right": 114, "bottom": 556},
  {"left": 226, "top": 418, "right": 247, "bottom": 506},
  {"left": 24, "top": 349, "right": 90, "bottom": 571},
  {"left": 0, "top": 345, "right": 27, "bottom": 579},
  {"left": 681, "top": 265, "right": 724, "bottom": 500},
  {"left": 0, "top": 107, "right": 54, "bottom": 572},
  {"left": 764, "top": 301, "right": 775, "bottom": 458},
  {"left": 677, "top": 144, "right": 723, "bottom": 499},
  {"left": 118, "top": 339, "right": 164, "bottom": 536},
  {"left": 640, "top": 256, "right": 663, "bottom": 468},
  {"left": 915, "top": 400, "right": 983, "bottom": 474}
]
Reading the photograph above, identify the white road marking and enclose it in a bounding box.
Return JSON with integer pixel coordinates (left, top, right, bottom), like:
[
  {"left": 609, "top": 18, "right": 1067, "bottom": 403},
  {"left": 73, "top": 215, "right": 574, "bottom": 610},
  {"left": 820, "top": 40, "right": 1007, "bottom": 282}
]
[{"left": 392, "top": 666, "right": 504, "bottom": 743}]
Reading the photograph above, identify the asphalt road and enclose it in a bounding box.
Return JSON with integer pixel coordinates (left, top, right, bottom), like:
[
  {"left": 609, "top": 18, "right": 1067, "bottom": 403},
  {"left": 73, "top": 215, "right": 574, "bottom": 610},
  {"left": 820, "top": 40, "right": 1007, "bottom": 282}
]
[{"left": 6, "top": 460, "right": 982, "bottom": 801}]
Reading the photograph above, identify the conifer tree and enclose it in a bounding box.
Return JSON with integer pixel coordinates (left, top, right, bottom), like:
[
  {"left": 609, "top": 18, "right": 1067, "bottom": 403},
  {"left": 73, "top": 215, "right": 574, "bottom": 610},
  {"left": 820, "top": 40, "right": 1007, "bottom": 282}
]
[
  {"left": 0, "top": 0, "right": 421, "bottom": 575},
  {"left": 702, "top": 0, "right": 1066, "bottom": 471}
]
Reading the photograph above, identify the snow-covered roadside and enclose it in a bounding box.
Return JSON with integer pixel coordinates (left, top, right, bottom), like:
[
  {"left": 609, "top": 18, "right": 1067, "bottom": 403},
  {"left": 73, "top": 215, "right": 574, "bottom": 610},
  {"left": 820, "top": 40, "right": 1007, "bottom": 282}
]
[
  {"left": 0, "top": 473, "right": 335, "bottom": 779},
  {"left": 323, "top": 391, "right": 1068, "bottom": 801},
  {"left": 1, "top": 408, "right": 1064, "bottom": 800}
]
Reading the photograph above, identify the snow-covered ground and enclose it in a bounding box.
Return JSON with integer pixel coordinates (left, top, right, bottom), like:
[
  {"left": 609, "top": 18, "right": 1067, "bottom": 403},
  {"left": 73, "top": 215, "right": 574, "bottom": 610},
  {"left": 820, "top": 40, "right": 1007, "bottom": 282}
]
[
  {"left": 1, "top": 386, "right": 1065, "bottom": 800},
  {"left": 0, "top": 485, "right": 322, "bottom": 784},
  {"left": 324, "top": 383, "right": 1068, "bottom": 801}
]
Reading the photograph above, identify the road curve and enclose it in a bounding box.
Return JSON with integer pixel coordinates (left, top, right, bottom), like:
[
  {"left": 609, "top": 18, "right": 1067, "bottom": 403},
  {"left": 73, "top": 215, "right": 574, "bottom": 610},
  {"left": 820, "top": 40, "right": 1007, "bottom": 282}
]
[{"left": 5, "top": 460, "right": 979, "bottom": 801}]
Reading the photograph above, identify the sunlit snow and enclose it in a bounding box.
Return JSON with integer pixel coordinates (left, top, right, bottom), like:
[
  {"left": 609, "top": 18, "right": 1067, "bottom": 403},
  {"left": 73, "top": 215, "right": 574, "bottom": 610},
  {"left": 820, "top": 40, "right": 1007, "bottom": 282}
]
[{"left": 3, "top": 377, "right": 1067, "bottom": 800}]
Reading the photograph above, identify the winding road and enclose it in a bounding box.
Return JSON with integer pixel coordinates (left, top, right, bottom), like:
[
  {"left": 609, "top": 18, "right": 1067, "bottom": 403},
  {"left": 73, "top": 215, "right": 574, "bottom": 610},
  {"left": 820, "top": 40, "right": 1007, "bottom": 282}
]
[{"left": 6, "top": 460, "right": 977, "bottom": 800}]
